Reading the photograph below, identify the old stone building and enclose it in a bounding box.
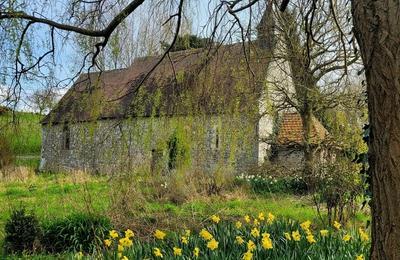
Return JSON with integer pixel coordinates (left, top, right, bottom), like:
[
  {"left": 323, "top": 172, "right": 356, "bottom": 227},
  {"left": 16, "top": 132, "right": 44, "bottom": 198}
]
[{"left": 39, "top": 44, "right": 328, "bottom": 174}]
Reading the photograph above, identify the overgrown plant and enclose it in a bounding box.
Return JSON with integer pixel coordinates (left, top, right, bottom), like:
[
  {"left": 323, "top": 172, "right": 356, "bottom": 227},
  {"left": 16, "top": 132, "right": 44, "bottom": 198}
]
[{"left": 4, "top": 207, "right": 41, "bottom": 254}]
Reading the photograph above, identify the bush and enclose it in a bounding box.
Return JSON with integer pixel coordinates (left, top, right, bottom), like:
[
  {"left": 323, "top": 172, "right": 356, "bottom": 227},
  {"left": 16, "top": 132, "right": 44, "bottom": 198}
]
[
  {"left": 0, "top": 134, "right": 14, "bottom": 169},
  {"left": 41, "top": 213, "right": 111, "bottom": 253},
  {"left": 4, "top": 208, "right": 41, "bottom": 254}
]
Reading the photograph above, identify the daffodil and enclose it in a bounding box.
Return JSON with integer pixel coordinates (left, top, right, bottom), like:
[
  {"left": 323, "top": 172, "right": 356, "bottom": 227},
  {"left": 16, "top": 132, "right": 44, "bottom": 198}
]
[
  {"left": 261, "top": 233, "right": 273, "bottom": 249},
  {"left": 356, "top": 254, "right": 364, "bottom": 260},
  {"left": 211, "top": 214, "right": 220, "bottom": 223},
  {"left": 244, "top": 215, "right": 251, "bottom": 223},
  {"left": 251, "top": 227, "right": 260, "bottom": 238},
  {"left": 284, "top": 232, "right": 291, "bottom": 240},
  {"left": 119, "top": 237, "right": 133, "bottom": 247},
  {"left": 247, "top": 240, "right": 256, "bottom": 252},
  {"left": 253, "top": 218, "right": 260, "bottom": 226},
  {"left": 267, "top": 212, "right": 275, "bottom": 224},
  {"left": 243, "top": 251, "right": 253, "bottom": 260},
  {"left": 181, "top": 236, "right": 188, "bottom": 244},
  {"left": 185, "top": 229, "right": 191, "bottom": 237},
  {"left": 109, "top": 230, "right": 119, "bottom": 239},
  {"left": 258, "top": 212, "right": 265, "bottom": 221},
  {"left": 117, "top": 253, "right": 122, "bottom": 258},
  {"left": 193, "top": 247, "right": 200, "bottom": 257},
  {"left": 153, "top": 247, "right": 163, "bottom": 258},
  {"left": 300, "top": 220, "right": 312, "bottom": 231},
  {"left": 235, "top": 236, "right": 245, "bottom": 245},
  {"left": 173, "top": 247, "right": 182, "bottom": 256},
  {"left": 207, "top": 238, "right": 219, "bottom": 250},
  {"left": 333, "top": 221, "right": 341, "bottom": 230},
  {"left": 343, "top": 234, "right": 352, "bottom": 242},
  {"left": 104, "top": 239, "right": 112, "bottom": 247},
  {"left": 199, "top": 229, "right": 213, "bottom": 240},
  {"left": 154, "top": 229, "right": 166, "bottom": 240},
  {"left": 236, "top": 221, "right": 243, "bottom": 228},
  {"left": 358, "top": 228, "right": 369, "bottom": 242},
  {"left": 118, "top": 244, "right": 124, "bottom": 252},
  {"left": 292, "top": 230, "right": 301, "bottom": 241},
  {"left": 75, "top": 252, "right": 83, "bottom": 259},
  {"left": 124, "top": 229, "right": 134, "bottom": 239},
  {"left": 121, "top": 256, "right": 128, "bottom": 260},
  {"left": 320, "top": 229, "right": 329, "bottom": 237},
  {"left": 306, "top": 234, "right": 316, "bottom": 244}
]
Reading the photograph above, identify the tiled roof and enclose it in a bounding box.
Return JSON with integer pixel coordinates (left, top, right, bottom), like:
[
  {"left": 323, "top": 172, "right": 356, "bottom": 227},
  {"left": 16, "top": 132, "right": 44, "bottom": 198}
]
[{"left": 276, "top": 112, "right": 328, "bottom": 145}]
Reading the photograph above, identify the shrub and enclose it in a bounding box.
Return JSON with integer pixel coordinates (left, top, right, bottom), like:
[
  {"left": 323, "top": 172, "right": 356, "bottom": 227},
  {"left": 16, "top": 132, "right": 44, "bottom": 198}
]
[
  {"left": 0, "top": 134, "right": 14, "bottom": 169},
  {"left": 4, "top": 207, "right": 41, "bottom": 254},
  {"left": 41, "top": 213, "right": 111, "bottom": 253}
]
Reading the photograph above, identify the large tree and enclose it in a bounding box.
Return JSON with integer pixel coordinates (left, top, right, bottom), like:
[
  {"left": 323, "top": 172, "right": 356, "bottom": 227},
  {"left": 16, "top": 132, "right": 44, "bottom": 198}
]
[{"left": 352, "top": 0, "right": 400, "bottom": 258}]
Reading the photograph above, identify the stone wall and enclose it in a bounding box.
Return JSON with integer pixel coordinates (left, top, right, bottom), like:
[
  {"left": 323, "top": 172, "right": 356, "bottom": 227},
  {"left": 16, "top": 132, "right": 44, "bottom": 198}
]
[{"left": 40, "top": 115, "right": 259, "bottom": 174}]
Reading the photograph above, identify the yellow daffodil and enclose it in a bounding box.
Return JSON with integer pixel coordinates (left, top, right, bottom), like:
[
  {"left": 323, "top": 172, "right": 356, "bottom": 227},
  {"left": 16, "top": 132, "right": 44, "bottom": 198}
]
[
  {"left": 193, "top": 247, "right": 200, "bottom": 257},
  {"left": 343, "top": 234, "right": 352, "bottom": 242},
  {"left": 199, "top": 229, "right": 213, "bottom": 240},
  {"left": 121, "top": 256, "right": 128, "bottom": 260},
  {"left": 251, "top": 227, "right": 260, "bottom": 238},
  {"left": 173, "top": 247, "right": 182, "bottom": 256},
  {"left": 253, "top": 218, "right": 260, "bottom": 226},
  {"left": 118, "top": 244, "right": 124, "bottom": 252},
  {"left": 333, "top": 221, "right": 341, "bottom": 230},
  {"left": 236, "top": 221, "right": 243, "bottom": 229},
  {"left": 243, "top": 251, "right": 253, "bottom": 260},
  {"left": 207, "top": 238, "right": 219, "bottom": 250},
  {"left": 306, "top": 234, "right": 316, "bottom": 244},
  {"left": 235, "top": 236, "right": 245, "bottom": 245},
  {"left": 284, "top": 232, "right": 291, "bottom": 240},
  {"left": 300, "top": 220, "right": 312, "bottom": 231},
  {"left": 109, "top": 230, "right": 119, "bottom": 239},
  {"left": 320, "top": 230, "right": 329, "bottom": 237},
  {"left": 258, "top": 212, "right": 265, "bottom": 221},
  {"left": 181, "top": 236, "right": 188, "bottom": 244},
  {"left": 211, "top": 215, "right": 220, "bottom": 223},
  {"left": 154, "top": 229, "right": 166, "bottom": 240},
  {"left": 356, "top": 254, "right": 364, "bottom": 260},
  {"left": 358, "top": 228, "right": 369, "bottom": 242},
  {"left": 247, "top": 240, "right": 256, "bottom": 252},
  {"left": 261, "top": 233, "right": 273, "bottom": 249},
  {"left": 124, "top": 229, "right": 134, "bottom": 239},
  {"left": 244, "top": 215, "right": 251, "bottom": 223},
  {"left": 75, "top": 251, "right": 83, "bottom": 259},
  {"left": 292, "top": 230, "right": 301, "bottom": 241},
  {"left": 119, "top": 237, "right": 133, "bottom": 247},
  {"left": 185, "top": 229, "right": 191, "bottom": 237},
  {"left": 104, "top": 239, "right": 112, "bottom": 247},
  {"left": 267, "top": 212, "right": 275, "bottom": 224},
  {"left": 153, "top": 247, "right": 163, "bottom": 258},
  {"left": 117, "top": 253, "right": 122, "bottom": 258}
]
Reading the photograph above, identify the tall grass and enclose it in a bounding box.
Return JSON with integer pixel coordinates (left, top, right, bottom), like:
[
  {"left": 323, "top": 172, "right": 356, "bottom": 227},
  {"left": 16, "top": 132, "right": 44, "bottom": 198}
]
[{"left": 0, "top": 112, "right": 42, "bottom": 155}]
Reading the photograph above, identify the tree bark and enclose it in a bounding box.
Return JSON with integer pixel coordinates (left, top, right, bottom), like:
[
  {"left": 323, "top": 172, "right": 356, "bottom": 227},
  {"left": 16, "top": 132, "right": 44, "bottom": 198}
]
[{"left": 352, "top": 0, "right": 400, "bottom": 258}]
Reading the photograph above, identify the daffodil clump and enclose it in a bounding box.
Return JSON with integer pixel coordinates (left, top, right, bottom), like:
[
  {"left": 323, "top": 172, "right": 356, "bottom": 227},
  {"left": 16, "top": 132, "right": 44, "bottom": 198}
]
[{"left": 96, "top": 214, "right": 369, "bottom": 259}]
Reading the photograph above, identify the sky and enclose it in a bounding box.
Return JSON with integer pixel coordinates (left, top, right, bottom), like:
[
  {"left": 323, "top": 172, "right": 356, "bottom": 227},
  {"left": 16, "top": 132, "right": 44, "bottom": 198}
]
[{"left": 1, "top": 0, "right": 262, "bottom": 111}]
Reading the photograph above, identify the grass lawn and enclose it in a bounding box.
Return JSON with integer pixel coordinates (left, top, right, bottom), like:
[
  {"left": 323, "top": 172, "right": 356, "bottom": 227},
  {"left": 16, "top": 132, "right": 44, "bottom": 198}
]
[{"left": 0, "top": 171, "right": 335, "bottom": 241}]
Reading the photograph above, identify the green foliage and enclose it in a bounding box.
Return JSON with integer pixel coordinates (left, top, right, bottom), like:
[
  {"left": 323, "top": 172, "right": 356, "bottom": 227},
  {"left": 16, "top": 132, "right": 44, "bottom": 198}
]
[
  {"left": 0, "top": 134, "right": 14, "bottom": 169},
  {"left": 161, "top": 34, "right": 209, "bottom": 52},
  {"left": 238, "top": 174, "right": 308, "bottom": 195},
  {"left": 41, "top": 213, "right": 111, "bottom": 254},
  {"left": 0, "top": 112, "right": 41, "bottom": 155},
  {"left": 167, "top": 128, "right": 190, "bottom": 171},
  {"left": 4, "top": 207, "right": 41, "bottom": 254}
]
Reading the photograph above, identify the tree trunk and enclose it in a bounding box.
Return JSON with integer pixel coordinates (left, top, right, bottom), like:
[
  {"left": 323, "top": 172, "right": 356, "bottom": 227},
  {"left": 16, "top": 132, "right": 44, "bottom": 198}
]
[{"left": 352, "top": 0, "right": 400, "bottom": 258}]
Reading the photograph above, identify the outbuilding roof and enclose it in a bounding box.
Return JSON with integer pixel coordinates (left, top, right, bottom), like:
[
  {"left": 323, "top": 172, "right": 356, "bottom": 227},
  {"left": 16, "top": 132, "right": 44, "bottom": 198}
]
[{"left": 276, "top": 112, "right": 328, "bottom": 145}]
